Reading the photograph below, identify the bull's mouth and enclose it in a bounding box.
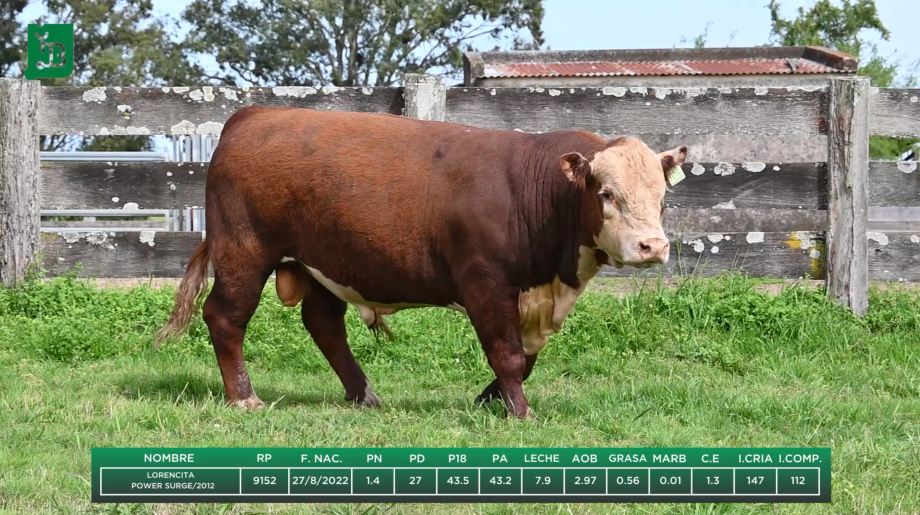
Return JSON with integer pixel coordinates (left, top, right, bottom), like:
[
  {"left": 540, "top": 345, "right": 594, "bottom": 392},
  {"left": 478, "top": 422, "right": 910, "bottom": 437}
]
[
  {"left": 603, "top": 252, "right": 665, "bottom": 270},
  {"left": 614, "top": 259, "right": 663, "bottom": 269}
]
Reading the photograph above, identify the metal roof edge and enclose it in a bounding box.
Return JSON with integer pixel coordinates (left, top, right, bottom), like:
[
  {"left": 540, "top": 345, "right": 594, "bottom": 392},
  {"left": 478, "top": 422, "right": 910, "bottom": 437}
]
[{"left": 462, "top": 46, "right": 857, "bottom": 71}]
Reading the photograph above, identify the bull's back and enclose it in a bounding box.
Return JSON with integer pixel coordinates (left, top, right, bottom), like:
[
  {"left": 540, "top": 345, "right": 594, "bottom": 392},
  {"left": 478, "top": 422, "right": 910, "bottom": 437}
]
[
  {"left": 210, "top": 107, "right": 459, "bottom": 226},
  {"left": 204, "top": 107, "right": 497, "bottom": 303}
]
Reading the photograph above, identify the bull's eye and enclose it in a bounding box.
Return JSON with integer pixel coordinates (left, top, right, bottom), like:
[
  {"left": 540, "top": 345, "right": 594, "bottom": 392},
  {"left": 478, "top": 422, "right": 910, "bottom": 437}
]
[{"left": 599, "top": 189, "right": 613, "bottom": 202}]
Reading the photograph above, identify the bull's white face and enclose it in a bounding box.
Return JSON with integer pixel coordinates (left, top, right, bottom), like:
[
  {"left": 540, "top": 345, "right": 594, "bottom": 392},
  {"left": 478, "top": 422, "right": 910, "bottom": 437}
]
[{"left": 561, "top": 138, "right": 687, "bottom": 269}]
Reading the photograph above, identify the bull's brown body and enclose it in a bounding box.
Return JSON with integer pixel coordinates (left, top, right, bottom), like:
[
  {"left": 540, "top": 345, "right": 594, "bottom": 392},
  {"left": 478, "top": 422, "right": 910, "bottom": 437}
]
[{"left": 156, "top": 105, "right": 686, "bottom": 419}]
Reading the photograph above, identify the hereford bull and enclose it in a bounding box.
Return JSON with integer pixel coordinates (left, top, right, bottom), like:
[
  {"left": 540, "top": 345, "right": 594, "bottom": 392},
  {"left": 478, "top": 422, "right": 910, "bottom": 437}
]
[{"left": 154, "top": 105, "right": 687, "bottom": 419}]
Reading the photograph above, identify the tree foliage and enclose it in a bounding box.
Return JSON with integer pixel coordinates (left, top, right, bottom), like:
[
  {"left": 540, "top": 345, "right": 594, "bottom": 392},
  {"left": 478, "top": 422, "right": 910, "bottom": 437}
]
[
  {"left": 180, "top": 0, "right": 544, "bottom": 87},
  {"left": 6, "top": 0, "right": 543, "bottom": 155},
  {"left": 767, "top": 0, "right": 918, "bottom": 159},
  {"left": 767, "top": 0, "right": 887, "bottom": 54},
  {"left": 4, "top": 0, "right": 203, "bottom": 151},
  {"left": 0, "top": 1, "right": 28, "bottom": 78}
]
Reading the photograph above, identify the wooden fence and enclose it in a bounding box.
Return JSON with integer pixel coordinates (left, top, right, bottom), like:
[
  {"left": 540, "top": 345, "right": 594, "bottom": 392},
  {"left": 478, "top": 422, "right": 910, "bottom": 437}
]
[{"left": 1, "top": 74, "right": 919, "bottom": 315}]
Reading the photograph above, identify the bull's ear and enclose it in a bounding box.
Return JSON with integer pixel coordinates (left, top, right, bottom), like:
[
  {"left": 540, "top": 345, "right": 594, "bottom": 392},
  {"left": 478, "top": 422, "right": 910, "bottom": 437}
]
[
  {"left": 560, "top": 152, "right": 590, "bottom": 182},
  {"left": 658, "top": 145, "right": 688, "bottom": 186}
]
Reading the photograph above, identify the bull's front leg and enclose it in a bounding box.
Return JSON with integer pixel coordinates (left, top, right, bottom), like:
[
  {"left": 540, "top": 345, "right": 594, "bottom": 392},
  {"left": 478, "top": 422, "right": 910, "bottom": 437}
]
[
  {"left": 476, "top": 354, "right": 538, "bottom": 404},
  {"left": 462, "top": 286, "right": 534, "bottom": 419}
]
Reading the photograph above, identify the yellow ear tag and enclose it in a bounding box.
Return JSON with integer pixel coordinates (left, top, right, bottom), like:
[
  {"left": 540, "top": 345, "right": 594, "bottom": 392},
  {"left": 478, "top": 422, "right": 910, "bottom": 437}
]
[{"left": 667, "top": 165, "right": 685, "bottom": 186}]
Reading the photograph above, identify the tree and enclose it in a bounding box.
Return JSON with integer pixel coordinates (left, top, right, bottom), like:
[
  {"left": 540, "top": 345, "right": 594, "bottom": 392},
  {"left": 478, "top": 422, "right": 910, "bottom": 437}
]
[
  {"left": 180, "top": 0, "right": 544, "bottom": 88},
  {"left": 8, "top": 0, "right": 204, "bottom": 151},
  {"left": 0, "top": 1, "right": 28, "bottom": 78},
  {"left": 767, "top": 0, "right": 919, "bottom": 159}
]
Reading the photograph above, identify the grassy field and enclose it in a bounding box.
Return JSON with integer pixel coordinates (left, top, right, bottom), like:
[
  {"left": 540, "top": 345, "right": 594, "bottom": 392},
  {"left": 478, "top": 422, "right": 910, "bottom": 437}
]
[{"left": 0, "top": 271, "right": 918, "bottom": 515}]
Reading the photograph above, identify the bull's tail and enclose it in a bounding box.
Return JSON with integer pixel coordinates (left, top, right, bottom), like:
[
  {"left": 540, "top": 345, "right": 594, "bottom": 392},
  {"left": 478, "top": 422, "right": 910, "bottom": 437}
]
[{"left": 153, "top": 240, "right": 211, "bottom": 348}]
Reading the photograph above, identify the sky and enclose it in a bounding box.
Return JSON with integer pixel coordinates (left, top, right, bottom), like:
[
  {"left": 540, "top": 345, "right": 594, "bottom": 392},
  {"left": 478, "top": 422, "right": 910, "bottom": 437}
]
[
  {"left": 17, "top": 0, "right": 920, "bottom": 155},
  {"left": 538, "top": 0, "right": 917, "bottom": 77},
  {"left": 19, "top": 0, "right": 920, "bottom": 84},
  {"left": 146, "top": 0, "right": 920, "bottom": 85}
]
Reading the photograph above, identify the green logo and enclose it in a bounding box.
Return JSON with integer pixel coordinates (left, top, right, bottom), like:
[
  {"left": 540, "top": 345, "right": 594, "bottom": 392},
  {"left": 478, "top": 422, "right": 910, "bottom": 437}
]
[{"left": 25, "top": 23, "right": 74, "bottom": 80}]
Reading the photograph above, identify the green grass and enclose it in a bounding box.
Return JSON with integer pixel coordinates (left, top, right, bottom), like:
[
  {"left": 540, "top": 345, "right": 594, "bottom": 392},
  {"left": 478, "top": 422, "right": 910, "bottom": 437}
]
[{"left": 1, "top": 272, "right": 919, "bottom": 514}]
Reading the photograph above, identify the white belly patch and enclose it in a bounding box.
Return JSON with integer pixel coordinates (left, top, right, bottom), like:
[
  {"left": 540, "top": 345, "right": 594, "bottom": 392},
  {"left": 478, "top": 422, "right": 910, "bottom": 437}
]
[
  {"left": 518, "top": 279, "right": 582, "bottom": 355},
  {"left": 517, "top": 246, "right": 601, "bottom": 355},
  {"left": 279, "top": 258, "right": 465, "bottom": 327},
  {"left": 304, "top": 265, "right": 431, "bottom": 326},
  {"left": 280, "top": 246, "right": 599, "bottom": 354}
]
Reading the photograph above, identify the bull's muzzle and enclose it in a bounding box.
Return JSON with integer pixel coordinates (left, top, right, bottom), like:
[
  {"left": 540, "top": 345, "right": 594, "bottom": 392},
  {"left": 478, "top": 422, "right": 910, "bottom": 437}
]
[{"left": 633, "top": 237, "right": 670, "bottom": 267}]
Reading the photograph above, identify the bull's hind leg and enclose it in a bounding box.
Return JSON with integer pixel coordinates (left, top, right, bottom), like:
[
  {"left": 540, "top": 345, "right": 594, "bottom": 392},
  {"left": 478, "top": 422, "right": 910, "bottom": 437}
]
[
  {"left": 202, "top": 267, "right": 272, "bottom": 411},
  {"left": 300, "top": 275, "right": 381, "bottom": 407}
]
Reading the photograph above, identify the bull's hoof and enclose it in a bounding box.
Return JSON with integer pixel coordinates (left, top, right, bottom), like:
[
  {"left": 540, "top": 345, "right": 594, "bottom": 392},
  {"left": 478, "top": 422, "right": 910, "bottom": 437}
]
[
  {"left": 347, "top": 386, "right": 382, "bottom": 408},
  {"left": 475, "top": 380, "right": 502, "bottom": 404},
  {"left": 506, "top": 405, "right": 536, "bottom": 420},
  {"left": 231, "top": 396, "right": 265, "bottom": 412}
]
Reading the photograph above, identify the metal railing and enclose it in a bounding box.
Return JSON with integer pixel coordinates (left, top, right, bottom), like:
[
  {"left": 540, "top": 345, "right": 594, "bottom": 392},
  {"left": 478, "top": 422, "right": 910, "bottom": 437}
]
[{"left": 39, "top": 136, "right": 216, "bottom": 232}]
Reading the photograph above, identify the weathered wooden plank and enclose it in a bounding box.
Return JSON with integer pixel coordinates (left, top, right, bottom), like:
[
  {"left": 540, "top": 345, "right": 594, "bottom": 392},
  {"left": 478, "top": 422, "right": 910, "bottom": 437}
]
[
  {"left": 0, "top": 78, "right": 42, "bottom": 288},
  {"left": 41, "top": 160, "right": 828, "bottom": 211},
  {"left": 597, "top": 231, "right": 826, "bottom": 280},
  {"left": 41, "top": 220, "right": 168, "bottom": 229},
  {"left": 867, "top": 232, "right": 920, "bottom": 281},
  {"left": 868, "top": 88, "right": 920, "bottom": 137},
  {"left": 403, "top": 74, "right": 448, "bottom": 121},
  {"left": 634, "top": 134, "right": 829, "bottom": 163},
  {"left": 40, "top": 161, "right": 208, "bottom": 210},
  {"left": 38, "top": 86, "right": 405, "bottom": 136},
  {"left": 666, "top": 162, "right": 825, "bottom": 210},
  {"left": 868, "top": 223, "right": 920, "bottom": 232},
  {"left": 445, "top": 86, "right": 827, "bottom": 135},
  {"left": 869, "top": 206, "right": 920, "bottom": 222},
  {"left": 826, "top": 77, "right": 870, "bottom": 315},
  {"left": 868, "top": 160, "right": 920, "bottom": 207},
  {"left": 663, "top": 209, "right": 826, "bottom": 234},
  {"left": 41, "top": 229, "right": 826, "bottom": 281},
  {"left": 40, "top": 231, "right": 202, "bottom": 278}
]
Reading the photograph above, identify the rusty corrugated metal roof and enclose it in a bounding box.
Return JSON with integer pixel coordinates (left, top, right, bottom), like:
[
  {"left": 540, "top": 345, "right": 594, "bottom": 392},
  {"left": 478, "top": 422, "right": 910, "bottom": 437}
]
[
  {"left": 481, "top": 58, "right": 844, "bottom": 79},
  {"left": 463, "top": 47, "right": 858, "bottom": 84}
]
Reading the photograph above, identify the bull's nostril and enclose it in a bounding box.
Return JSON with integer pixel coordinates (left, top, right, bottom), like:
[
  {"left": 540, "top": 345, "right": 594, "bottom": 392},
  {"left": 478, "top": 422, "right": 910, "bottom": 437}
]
[{"left": 638, "top": 242, "right": 651, "bottom": 253}]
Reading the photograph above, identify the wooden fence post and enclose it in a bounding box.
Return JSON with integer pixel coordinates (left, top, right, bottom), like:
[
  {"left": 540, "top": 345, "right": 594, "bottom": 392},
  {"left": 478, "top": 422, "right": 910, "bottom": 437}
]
[
  {"left": 0, "top": 78, "right": 41, "bottom": 288},
  {"left": 826, "top": 76, "right": 870, "bottom": 315},
  {"left": 402, "top": 74, "right": 448, "bottom": 122}
]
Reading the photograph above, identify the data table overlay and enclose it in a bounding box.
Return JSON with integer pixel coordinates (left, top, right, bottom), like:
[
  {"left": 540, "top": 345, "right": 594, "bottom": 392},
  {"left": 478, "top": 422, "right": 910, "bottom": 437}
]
[{"left": 91, "top": 447, "right": 830, "bottom": 503}]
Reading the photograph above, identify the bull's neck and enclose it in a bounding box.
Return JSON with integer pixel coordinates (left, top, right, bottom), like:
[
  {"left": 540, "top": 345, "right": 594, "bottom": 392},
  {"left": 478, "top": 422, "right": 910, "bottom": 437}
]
[
  {"left": 565, "top": 189, "right": 607, "bottom": 287},
  {"left": 554, "top": 181, "right": 589, "bottom": 289},
  {"left": 516, "top": 145, "right": 591, "bottom": 291},
  {"left": 576, "top": 187, "right": 609, "bottom": 282}
]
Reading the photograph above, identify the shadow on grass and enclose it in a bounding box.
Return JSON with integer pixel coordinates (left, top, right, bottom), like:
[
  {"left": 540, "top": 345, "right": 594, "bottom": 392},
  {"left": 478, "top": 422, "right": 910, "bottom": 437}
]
[
  {"left": 116, "top": 372, "right": 340, "bottom": 408},
  {"left": 113, "top": 372, "right": 499, "bottom": 416}
]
